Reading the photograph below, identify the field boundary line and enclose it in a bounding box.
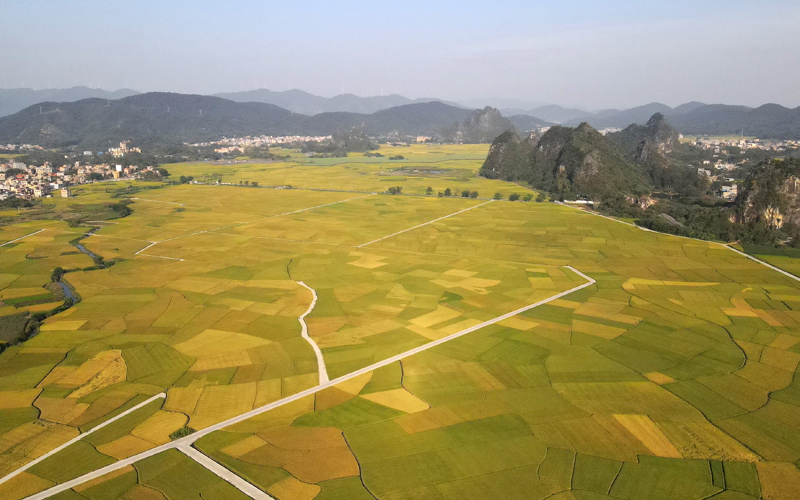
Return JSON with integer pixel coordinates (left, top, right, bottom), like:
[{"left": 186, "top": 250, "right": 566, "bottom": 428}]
[
  {"left": 724, "top": 245, "right": 800, "bottom": 282},
  {"left": 134, "top": 241, "right": 185, "bottom": 262},
  {"left": 0, "top": 393, "right": 166, "bottom": 487},
  {"left": 0, "top": 229, "right": 45, "bottom": 247},
  {"left": 19, "top": 266, "right": 594, "bottom": 500},
  {"left": 297, "top": 281, "right": 329, "bottom": 384},
  {"left": 132, "top": 193, "right": 373, "bottom": 261},
  {"left": 177, "top": 444, "right": 273, "bottom": 500},
  {"left": 218, "top": 193, "right": 375, "bottom": 231},
  {"left": 130, "top": 197, "right": 185, "bottom": 206},
  {"left": 357, "top": 199, "right": 493, "bottom": 248},
  {"left": 87, "top": 233, "right": 153, "bottom": 242},
  {"left": 556, "top": 202, "right": 800, "bottom": 283},
  {"left": 212, "top": 231, "right": 356, "bottom": 248}
]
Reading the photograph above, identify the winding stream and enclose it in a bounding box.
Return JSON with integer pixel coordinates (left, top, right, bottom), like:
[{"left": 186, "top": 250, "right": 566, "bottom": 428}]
[{"left": 56, "top": 235, "right": 100, "bottom": 302}]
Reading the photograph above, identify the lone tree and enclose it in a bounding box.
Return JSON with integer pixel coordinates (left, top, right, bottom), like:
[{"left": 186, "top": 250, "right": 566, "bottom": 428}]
[
  {"left": 493, "top": 192, "right": 503, "bottom": 200},
  {"left": 444, "top": 188, "right": 452, "bottom": 197},
  {"left": 426, "top": 186, "right": 434, "bottom": 195},
  {"left": 470, "top": 191, "right": 479, "bottom": 198},
  {"left": 522, "top": 193, "right": 533, "bottom": 202},
  {"left": 461, "top": 190, "right": 470, "bottom": 198},
  {"left": 509, "top": 193, "right": 520, "bottom": 201}
]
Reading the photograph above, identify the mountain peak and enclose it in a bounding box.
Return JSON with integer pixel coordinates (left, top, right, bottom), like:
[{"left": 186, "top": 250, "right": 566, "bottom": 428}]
[
  {"left": 441, "top": 107, "right": 515, "bottom": 143},
  {"left": 646, "top": 112, "right": 666, "bottom": 126}
]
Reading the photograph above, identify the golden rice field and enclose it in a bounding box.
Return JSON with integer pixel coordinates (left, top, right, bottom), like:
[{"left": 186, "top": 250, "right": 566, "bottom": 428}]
[{"left": 1, "top": 146, "right": 800, "bottom": 499}]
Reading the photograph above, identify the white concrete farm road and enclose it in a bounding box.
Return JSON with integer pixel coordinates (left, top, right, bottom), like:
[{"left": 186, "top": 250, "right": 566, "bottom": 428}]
[
  {"left": 0, "top": 393, "right": 167, "bottom": 486},
  {"left": 297, "top": 281, "right": 328, "bottom": 384},
  {"left": 131, "top": 194, "right": 493, "bottom": 260},
  {"left": 131, "top": 193, "right": 375, "bottom": 261},
  {"left": 16, "top": 266, "right": 596, "bottom": 500},
  {"left": 356, "top": 199, "right": 493, "bottom": 248},
  {"left": 556, "top": 201, "right": 800, "bottom": 283},
  {"left": 0, "top": 228, "right": 45, "bottom": 246}
]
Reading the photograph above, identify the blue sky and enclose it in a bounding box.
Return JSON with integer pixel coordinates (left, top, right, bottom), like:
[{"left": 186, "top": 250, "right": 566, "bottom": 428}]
[{"left": 1, "top": 0, "right": 798, "bottom": 108}]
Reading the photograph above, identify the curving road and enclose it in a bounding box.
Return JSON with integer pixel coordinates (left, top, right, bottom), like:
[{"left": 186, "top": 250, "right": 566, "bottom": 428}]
[
  {"left": 296, "top": 281, "right": 329, "bottom": 384},
  {"left": 19, "top": 266, "right": 596, "bottom": 500}
]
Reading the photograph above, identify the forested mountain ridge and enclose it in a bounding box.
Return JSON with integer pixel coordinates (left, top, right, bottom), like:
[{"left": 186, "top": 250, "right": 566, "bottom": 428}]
[
  {"left": 606, "top": 113, "right": 704, "bottom": 195},
  {"left": 481, "top": 122, "right": 650, "bottom": 200},
  {"left": 0, "top": 93, "right": 297, "bottom": 148},
  {"left": 480, "top": 114, "right": 707, "bottom": 200},
  {"left": 213, "top": 88, "right": 453, "bottom": 115},
  {"left": 512, "top": 101, "right": 800, "bottom": 139},
  {"left": 0, "top": 93, "right": 478, "bottom": 148},
  {"left": 439, "top": 107, "right": 516, "bottom": 143},
  {"left": 0, "top": 87, "right": 140, "bottom": 118}
]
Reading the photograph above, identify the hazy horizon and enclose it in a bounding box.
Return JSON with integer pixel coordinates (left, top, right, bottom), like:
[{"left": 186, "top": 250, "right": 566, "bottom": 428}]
[{"left": 2, "top": 0, "right": 799, "bottom": 109}]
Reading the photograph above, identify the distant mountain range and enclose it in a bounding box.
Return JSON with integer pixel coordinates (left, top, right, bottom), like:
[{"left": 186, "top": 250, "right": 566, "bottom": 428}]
[
  {"left": 0, "top": 93, "right": 477, "bottom": 148},
  {"left": 504, "top": 105, "right": 591, "bottom": 124},
  {"left": 1, "top": 87, "right": 799, "bottom": 148},
  {"left": 0, "top": 87, "right": 140, "bottom": 118},
  {"left": 213, "top": 88, "right": 457, "bottom": 116},
  {"left": 504, "top": 101, "right": 800, "bottom": 139}
]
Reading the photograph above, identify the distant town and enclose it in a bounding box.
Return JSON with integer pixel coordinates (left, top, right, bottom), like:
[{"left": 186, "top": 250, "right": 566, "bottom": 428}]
[
  {"left": 2, "top": 134, "right": 799, "bottom": 202},
  {"left": 189, "top": 135, "right": 332, "bottom": 154},
  {"left": 0, "top": 141, "right": 159, "bottom": 200}
]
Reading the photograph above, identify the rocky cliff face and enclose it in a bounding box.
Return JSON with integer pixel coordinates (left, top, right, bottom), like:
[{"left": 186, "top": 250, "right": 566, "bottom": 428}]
[
  {"left": 607, "top": 113, "right": 706, "bottom": 195},
  {"left": 479, "top": 122, "right": 650, "bottom": 200},
  {"left": 481, "top": 130, "right": 531, "bottom": 180},
  {"left": 533, "top": 123, "right": 649, "bottom": 199},
  {"left": 608, "top": 113, "right": 680, "bottom": 163},
  {"left": 735, "top": 159, "right": 800, "bottom": 229},
  {"left": 442, "top": 106, "right": 515, "bottom": 143}
]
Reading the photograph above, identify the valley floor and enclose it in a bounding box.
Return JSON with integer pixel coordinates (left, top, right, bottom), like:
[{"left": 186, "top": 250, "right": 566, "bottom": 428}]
[{"left": 1, "top": 149, "right": 800, "bottom": 499}]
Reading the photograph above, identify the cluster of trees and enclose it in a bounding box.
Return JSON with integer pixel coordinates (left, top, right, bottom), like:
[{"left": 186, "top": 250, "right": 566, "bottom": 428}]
[
  {"left": 242, "top": 145, "right": 289, "bottom": 161},
  {"left": 4, "top": 167, "right": 26, "bottom": 176},
  {"left": 426, "top": 187, "right": 469, "bottom": 197},
  {"left": 493, "top": 192, "right": 542, "bottom": 202},
  {"left": 302, "top": 128, "right": 378, "bottom": 156},
  {"left": 110, "top": 201, "right": 132, "bottom": 218},
  {"left": 178, "top": 175, "right": 194, "bottom": 184},
  {"left": 13, "top": 149, "right": 69, "bottom": 167},
  {"left": 389, "top": 155, "right": 405, "bottom": 160},
  {"left": 596, "top": 159, "right": 800, "bottom": 247},
  {"left": 137, "top": 167, "right": 170, "bottom": 181},
  {"left": 308, "top": 152, "right": 347, "bottom": 158},
  {"left": 0, "top": 197, "right": 35, "bottom": 209},
  {"left": 387, "top": 186, "right": 403, "bottom": 195},
  {"left": 629, "top": 201, "right": 798, "bottom": 246},
  {"left": 238, "top": 180, "right": 260, "bottom": 187}
]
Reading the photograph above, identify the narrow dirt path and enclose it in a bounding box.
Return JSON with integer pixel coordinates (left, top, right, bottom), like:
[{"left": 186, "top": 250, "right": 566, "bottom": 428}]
[{"left": 297, "top": 281, "right": 329, "bottom": 384}]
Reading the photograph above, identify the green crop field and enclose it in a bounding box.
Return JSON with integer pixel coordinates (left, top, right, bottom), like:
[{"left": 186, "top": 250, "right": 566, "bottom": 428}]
[
  {"left": 166, "top": 144, "right": 530, "bottom": 198},
  {"left": 1, "top": 146, "right": 800, "bottom": 499}
]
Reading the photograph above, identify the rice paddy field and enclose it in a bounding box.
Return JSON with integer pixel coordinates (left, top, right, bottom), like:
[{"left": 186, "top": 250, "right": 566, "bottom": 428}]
[
  {"left": 1, "top": 147, "right": 800, "bottom": 499},
  {"left": 166, "top": 144, "right": 530, "bottom": 198}
]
